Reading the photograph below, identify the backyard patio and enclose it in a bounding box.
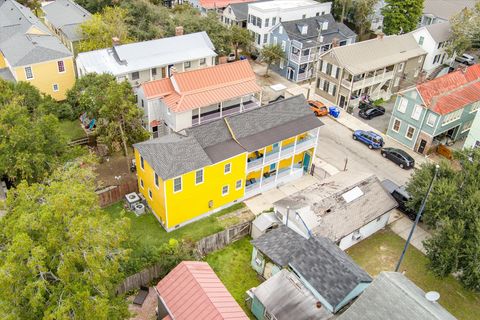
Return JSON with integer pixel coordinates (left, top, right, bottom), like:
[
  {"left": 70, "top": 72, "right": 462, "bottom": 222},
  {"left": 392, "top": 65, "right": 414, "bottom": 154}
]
[{"left": 346, "top": 228, "right": 480, "bottom": 320}]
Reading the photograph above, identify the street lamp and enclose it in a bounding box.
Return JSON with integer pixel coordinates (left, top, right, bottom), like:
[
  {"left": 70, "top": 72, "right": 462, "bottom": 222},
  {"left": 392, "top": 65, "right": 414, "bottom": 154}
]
[{"left": 395, "top": 164, "right": 440, "bottom": 272}]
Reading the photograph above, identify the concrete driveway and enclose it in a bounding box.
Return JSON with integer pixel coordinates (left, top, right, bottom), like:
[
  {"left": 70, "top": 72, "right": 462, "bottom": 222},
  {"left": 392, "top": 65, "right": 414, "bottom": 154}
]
[{"left": 352, "top": 97, "right": 396, "bottom": 134}]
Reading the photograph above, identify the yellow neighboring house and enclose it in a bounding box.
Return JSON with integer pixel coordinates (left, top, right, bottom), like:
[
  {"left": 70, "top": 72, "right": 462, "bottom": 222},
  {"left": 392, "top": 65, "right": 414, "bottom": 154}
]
[
  {"left": 134, "top": 95, "right": 323, "bottom": 231},
  {"left": 0, "top": 0, "right": 75, "bottom": 100}
]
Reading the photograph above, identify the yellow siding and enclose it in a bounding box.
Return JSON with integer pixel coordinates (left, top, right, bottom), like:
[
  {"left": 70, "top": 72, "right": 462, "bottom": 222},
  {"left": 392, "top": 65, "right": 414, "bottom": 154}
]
[
  {"left": 134, "top": 149, "right": 167, "bottom": 224},
  {"left": 164, "top": 154, "right": 247, "bottom": 229},
  {"left": 247, "top": 170, "right": 261, "bottom": 180},
  {"left": 279, "top": 157, "right": 293, "bottom": 169},
  {"left": 14, "top": 57, "right": 75, "bottom": 101},
  {"left": 0, "top": 52, "right": 6, "bottom": 69},
  {"left": 281, "top": 136, "right": 296, "bottom": 147}
]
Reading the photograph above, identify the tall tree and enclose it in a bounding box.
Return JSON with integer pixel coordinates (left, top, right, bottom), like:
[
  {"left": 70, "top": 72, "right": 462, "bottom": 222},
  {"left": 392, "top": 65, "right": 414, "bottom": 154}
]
[
  {"left": 75, "top": 0, "right": 114, "bottom": 14},
  {"left": 78, "top": 6, "right": 134, "bottom": 53},
  {"left": 446, "top": 2, "right": 480, "bottom": 57},
  {"left": 230, "top": 25, "right": 252, "bottom": 59},
  {"left": 260, "top": 44, "right": 285, "bottom": 76},
  {"left": 353, "top": 0, "right": 378, "bottom": 39},
  {"left": 0, "top": 161, "right": 131, "bottom": 319},
  {"left": 17, "top": 0, "right": 40, "bottom": 14},
  {"left": 0, "top": 100, "right": 69, "bottom": 185},
  {"left": 382, "top": 0, "right": 424, "bottom": 35},
  {"left": 406, "top": 148, "right": 480, "bottom": 290}
]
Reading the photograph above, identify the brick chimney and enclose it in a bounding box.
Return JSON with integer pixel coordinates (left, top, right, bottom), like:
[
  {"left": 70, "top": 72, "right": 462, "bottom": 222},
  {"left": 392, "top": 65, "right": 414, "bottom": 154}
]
[
  {"left": 377, "top": 32, "right": 385, "bottom": 40},
  {"left": 175, "top": 26, "right": 184, "bottom": 36},
  {"left": 112, "top": 36, "right": 120, "bottom": 47}
]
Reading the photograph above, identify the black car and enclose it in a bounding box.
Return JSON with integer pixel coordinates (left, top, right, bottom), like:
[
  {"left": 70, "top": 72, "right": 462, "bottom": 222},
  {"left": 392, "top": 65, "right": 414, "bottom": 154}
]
[
  {"left": 358, "top": 106, "right": 385, "bottom": 119},
  {"left": 381, "top": 147, "right": 415, "bottom": 169},
  {"left": 381, "top": 179, "right": 416, "bottom": 220}
]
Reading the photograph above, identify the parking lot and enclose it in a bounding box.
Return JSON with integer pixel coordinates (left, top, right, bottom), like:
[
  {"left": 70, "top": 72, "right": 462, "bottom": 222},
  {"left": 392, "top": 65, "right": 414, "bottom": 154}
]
[{"left": 352, "top": 97, "right": 396, "bottom": 134}]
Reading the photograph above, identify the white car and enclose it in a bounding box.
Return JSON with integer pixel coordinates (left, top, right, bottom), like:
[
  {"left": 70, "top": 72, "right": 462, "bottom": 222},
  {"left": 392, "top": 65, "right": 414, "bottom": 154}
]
[
  {"left": 227, "top": 53, "right": 236, "bottom": 62},
  {"left": 455, "top": 53, "right": 475, "bottom": 65}
]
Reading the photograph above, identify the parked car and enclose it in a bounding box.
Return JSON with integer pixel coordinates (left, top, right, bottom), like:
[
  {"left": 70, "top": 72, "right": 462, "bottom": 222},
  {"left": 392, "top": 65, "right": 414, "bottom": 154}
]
[
  {"left": 381, "top": 179, "right": 416, "bottom": 220},
  {"left": 455, "top": 53, "right": 475, "bottom": 65},
  {"left": 227, "top": 53, "right": 236, "bottom": 62},
  {"left": 381, "top": 147, "right": 415, "bottom": 169},
  {"left": 307, "top": 100, "right": 329, "bottom": 117},
  {"left": 352, "top": 130, "right": 384, "bottom": 149},
  {"left": 359, "top": 106, "right": 385, "bottom": 119}
]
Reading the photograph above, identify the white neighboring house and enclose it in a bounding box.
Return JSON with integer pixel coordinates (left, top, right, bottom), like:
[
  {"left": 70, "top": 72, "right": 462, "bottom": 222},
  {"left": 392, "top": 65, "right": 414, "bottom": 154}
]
[
  {"left": 421, "top": 0, "right": 476, "bottom": 26},
  {"left": 247, "top": 0, "right": 332, "bottom": 49},
  {"left": 75, "top": 31, "right": 217, "bottom": 88},
  {"left": 464, "top": 109, "right": 480, "bottom": 149},
  {"left": 411, "top": 22, "right": 453, "bottom": 76},
  {"left": 370, "top": 0, "right": 385, "bottom": 31},
  {"left": 254, "top": 172, "right": 397, "bottom": 250}
]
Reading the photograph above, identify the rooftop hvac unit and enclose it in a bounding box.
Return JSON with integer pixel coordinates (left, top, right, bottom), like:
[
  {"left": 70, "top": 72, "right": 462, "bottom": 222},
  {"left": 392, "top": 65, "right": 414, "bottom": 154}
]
[
  {"left": 134, "top": 203, "right": 145, "bottom": 216},
  {"left": 125, "top": 192, "right": 140, "bottom": 210}
]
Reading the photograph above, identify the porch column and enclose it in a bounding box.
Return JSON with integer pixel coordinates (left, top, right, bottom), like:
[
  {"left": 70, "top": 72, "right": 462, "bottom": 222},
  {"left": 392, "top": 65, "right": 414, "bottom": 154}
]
[
  {"left": 290, "top": 136, "right": 298, "bottom": 173},
  {"left": 262, "top": 147, "right": 267, "bottom": 166},
  {"left": 313, "top": 128, "right": 320, "bottom": 159},
  {"left": 274, "top": 162, "right": 279, "bottom": 183},
  {"left": 259, "top": 166, "right": 265, "bottom": 188},
  {"left": 198, "top": 107, "right": 201, "bottom": 125},
  {"left": 240, "top": 96, "right": 244, "bottom": 112},
  {"left": 219, "top": 102, "right": 223, "bottom": 118}
]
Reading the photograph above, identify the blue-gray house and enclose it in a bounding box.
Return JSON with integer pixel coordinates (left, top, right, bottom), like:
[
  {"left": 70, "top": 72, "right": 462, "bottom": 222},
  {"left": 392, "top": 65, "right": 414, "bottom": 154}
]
[
  {"left": 249, "top": 226, "right": 372, "bottom": 319},
  {"left": 387, "top": 64, "right": 480, "bottom": 154},
  {"left": 268, "top": 14, "right": 356, "bottom": 83}
]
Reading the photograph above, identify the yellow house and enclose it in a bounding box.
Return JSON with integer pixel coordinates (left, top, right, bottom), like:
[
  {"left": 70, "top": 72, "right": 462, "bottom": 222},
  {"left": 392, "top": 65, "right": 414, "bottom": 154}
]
[
  {"left": 134, "top": 95, "right": 323, "bottom": 231},
  {"left": 0, "top": 0, "right": 75, "bottom": 100}
]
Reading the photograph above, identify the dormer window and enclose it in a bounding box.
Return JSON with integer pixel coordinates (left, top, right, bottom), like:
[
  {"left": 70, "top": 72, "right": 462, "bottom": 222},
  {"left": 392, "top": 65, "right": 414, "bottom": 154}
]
[{"left": 298, "top": 24, "right": 308, "bottom": 35}]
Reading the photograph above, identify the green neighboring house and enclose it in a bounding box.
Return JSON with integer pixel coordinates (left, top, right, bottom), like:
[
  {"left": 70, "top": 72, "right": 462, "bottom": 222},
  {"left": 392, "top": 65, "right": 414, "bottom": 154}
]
[{"left": 386, "top": 64, "right": 480, "bottom": 154}]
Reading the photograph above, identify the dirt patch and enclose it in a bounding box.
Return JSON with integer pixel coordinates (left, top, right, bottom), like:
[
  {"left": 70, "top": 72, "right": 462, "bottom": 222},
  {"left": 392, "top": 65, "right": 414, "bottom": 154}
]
[
  {"left": 94, "top": 153, "right": 136, "bottom": 188},
  {"left": 217, "top": 207, "right": 255, "bottom": 228},
  {"left": 127, "top": 287, "right": 157, "bottom": 320}
]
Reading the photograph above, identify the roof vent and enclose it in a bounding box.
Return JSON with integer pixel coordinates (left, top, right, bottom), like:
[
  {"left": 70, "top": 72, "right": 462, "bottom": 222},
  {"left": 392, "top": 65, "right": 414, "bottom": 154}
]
[
  {"left": 316, "top": 301, "right": 322, "bottom": 309},
  {"left": 425, "top": 291, "right": 440, "bottom": 303}
]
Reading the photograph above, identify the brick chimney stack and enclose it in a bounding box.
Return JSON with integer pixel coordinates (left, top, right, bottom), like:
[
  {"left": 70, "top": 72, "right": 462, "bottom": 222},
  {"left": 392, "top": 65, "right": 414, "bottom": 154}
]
[{"left": 175, "top": 26, "right": 184, "bottom": 36}]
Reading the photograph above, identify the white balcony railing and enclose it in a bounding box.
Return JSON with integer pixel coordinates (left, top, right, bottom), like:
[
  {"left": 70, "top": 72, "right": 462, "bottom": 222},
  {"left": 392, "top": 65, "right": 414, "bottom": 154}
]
[{"left": 244, "top": 166, "right": 304, "bottom": 198}]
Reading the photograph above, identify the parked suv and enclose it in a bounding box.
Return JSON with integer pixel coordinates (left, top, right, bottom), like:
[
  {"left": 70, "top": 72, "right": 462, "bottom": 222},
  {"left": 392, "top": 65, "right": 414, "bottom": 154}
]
[
  {"left": 352, "top": 130, "right": 384, "bottom": 149},
  {"left": 381, "top": 147, "right": 415, "bottom": 169},
  {"left": 308, "top": 100, "right": 329, "bottom": 117},
  {"left": 455, "top": 53, "right": 475, "bottom": 65},
  {"left": 382, "top": 179, "right": 416, "bottom": 220}
]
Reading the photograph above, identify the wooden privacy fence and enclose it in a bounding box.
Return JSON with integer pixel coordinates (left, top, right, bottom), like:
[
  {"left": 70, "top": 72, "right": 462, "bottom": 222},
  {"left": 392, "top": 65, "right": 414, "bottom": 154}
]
[
  {"left": 97, "top": 180, "right": 138, "bottom": 208},
  {"left": 437, "top": 144, "right": 453, "bottom": 160},
  {"left": 196, "top": 221, "right": 252, "bottom": 256},
  {"left": 117, "top": 263, "right": 163, "bottom": 295}
]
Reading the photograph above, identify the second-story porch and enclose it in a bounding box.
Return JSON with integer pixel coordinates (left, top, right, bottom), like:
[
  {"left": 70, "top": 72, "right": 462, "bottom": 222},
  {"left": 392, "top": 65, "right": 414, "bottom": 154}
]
[
  {"left": 191, "top": 93, "right": 261, "bottom": 127},
  {"left": 341, "top": 65, "right": 395, "bottom": 92}
]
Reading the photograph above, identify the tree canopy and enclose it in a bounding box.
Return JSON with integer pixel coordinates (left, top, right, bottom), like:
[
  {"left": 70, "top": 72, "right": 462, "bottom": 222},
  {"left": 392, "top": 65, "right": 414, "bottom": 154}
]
[
  {"left": 353, "top": 0, "right": 377, "bottom": 39},
  {"left": 78, "top": 6, "right": 134, "bottom": 53},
  {"left": 406, "top": 148, "right": 480, "bottom": 290},
  {"left": 447, "top": 2, "right": 480, "bottom": 57},
  {"left": 260, "top": 44, "right": 285, "bottom": 76},
  {"left": 0, "top": 161, "right": 131, "bottom": 319},
  {"left": 382, "top": 0, "right": 424, "bottom": 35}
]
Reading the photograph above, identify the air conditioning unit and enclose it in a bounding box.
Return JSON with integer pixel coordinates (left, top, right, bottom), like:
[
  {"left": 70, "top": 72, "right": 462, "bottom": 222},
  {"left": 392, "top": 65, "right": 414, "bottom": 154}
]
[
  {"left": 352, "top": 231, "right": 362, "bottom": 241},
  {"left": 134, "top": 203, "right": 145, "bottom": 216},
  {"left": 208, "top": 200, "right": 214, "bottom": 208},
  {"left": 125, "top": 192, "right": 140, "bottom": 210}
]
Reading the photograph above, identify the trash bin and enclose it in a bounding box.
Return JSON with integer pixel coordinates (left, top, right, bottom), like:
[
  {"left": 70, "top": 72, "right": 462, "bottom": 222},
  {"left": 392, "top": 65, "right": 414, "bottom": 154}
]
[
  {"left": 329, "top": 106, "right": 340, "bottom": 118},
  {"left": 240, "top": 55, "right": 247, "bottom": 60}
]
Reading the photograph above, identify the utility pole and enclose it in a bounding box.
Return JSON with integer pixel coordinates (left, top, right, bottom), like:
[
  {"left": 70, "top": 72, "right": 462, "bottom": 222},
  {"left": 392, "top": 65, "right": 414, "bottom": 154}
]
[{"left": 395, "top": 164, "right": 440, "bottom": 272}]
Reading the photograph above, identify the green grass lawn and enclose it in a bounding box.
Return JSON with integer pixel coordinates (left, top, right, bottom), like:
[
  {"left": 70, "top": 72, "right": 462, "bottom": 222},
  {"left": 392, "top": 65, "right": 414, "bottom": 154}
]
[
  {"left": 346, "top": 228, "right": 480, "bottom": 320},
  {"left": 205, "top": 237, "right": 261, "bottom": 318},
  {"left": 104, "top": 202, "right": 246, "bottom": 270},
  {"left": 58, "top": 120, "right": 86, "bottom": 141}
]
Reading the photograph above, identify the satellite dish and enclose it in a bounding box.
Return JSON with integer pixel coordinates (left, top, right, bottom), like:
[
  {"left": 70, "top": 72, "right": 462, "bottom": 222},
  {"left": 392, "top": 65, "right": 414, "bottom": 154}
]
[{"left": 425, "top": 291, "right": 440, "bottom": 303}]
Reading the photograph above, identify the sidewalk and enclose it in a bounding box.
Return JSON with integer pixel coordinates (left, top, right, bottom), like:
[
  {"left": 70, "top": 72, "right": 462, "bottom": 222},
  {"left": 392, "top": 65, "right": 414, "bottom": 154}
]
[
  {"left": 327, "top": 109, "right": 429, "bottom": 168},
  {"left": 388, "top": 211, "right": 430, "bottom": 254}
]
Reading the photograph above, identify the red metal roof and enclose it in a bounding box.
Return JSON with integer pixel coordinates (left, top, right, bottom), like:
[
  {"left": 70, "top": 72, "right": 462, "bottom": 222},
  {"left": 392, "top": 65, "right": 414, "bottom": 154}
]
[
  {"left": 156, "top": 261, "right": 249, "bottom": 320},
  {"left": 141, "top": 60, "right": 261, "bottom": 113},
  {"left": 199, "top": 0, "right": 254, "bottom": 9},
  {"left": 416, "top": 64, "right": 480, "bottom": 115}
]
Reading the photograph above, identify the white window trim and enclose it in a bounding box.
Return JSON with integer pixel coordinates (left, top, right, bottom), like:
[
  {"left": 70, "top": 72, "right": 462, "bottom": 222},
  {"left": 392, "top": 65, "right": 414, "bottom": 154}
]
[
  {"left": 411, "top": 104, "right": 422, "bottom": 121},
  {"left": 397, "top": 97, "right": 408, "bottom": 113},
  {"left": 24, "top": 66, "right": 34, "bottom": 80},
  {"left": 140, "top": 156, "right": 145, "bottom": 171},
  {"left": 195, "top": 169, "right": 204, "bottom": 185},
  {"left": 52, "top": 84, "right": 59, "bottom": 92},
  {"left": 405, "top": 125, "right": 416, "bottom": 140},
  {"left": 235, "top": 179, "right": 242, "bottom": 190},
  {"left": 140, "top": 179, "right": 144, "bottom": 189},
  {"left": 470, "top": 101, "right": 480, "bottom": 113},
  {"left": 398, "top": 62, "right": 405, "bottom": 72},
  {"left": 426, "top": 113, "right": 437, "bottom": 127},
  {"left": 154, "top": 172, "right": 159, "bottom": 188},
  {"left": 222, "top": 185, "right": 229, "bottom": 196},
  {"left": 224, "top": 163, "right": 232, "bottom": 174},
  {"left": 442, "top": 109, "right": 462, "bottom": 126},
  {"left": 392, "top": 118, "right": 402, "bottom": 133},
  {"left": 173, "top": 176, "right": 182, "bottom": 193},
  {"left": 148, "top": 189, "right": 153, "bottom": 200}
]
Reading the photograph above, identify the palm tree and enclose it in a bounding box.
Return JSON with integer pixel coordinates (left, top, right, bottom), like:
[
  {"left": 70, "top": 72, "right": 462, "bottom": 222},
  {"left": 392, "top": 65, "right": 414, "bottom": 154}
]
[{"left": 260, "top": 44, "right": 285, "bottom": 76}]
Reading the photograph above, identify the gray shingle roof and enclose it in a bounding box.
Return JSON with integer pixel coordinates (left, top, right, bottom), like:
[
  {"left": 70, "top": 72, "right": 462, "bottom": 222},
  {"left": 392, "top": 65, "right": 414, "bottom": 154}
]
[
  {"left": 135, "top": 95, "right": 323, "bottom": 180},
  {"left": 290, "top": 237, "right": 372, "bottom": 308},
  {"left": 228, "top": 0, "right": 268, "bottom": 21},
  {"left": 338, "top": 272, "right": 457, "bottom": 320},
  {"left": 251, "top": 227, "right": 372, "bottom": 308},
  {"left": 0, "top": 0, "right": 72, "bottom": 67},
  {"left": 254, "top": 270, "right": 333, "bottom": 320},
  {"left": 0, "top": 67, "right": 15, "bottom": 82},
  {"left": 424, "top": 22, "right": 451, "bottom": 43},
  {"left": 423, "top": 0, "right": 476, "bottom": 21},
  {"left": 42, "top": 0, "right": 91, "bottom": 41},
  {"left": 281, "top": 14, "right": 356, "bottom": 49},
  {"left": 251, "top": 226, "right": 307, "bottom": 266}
]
